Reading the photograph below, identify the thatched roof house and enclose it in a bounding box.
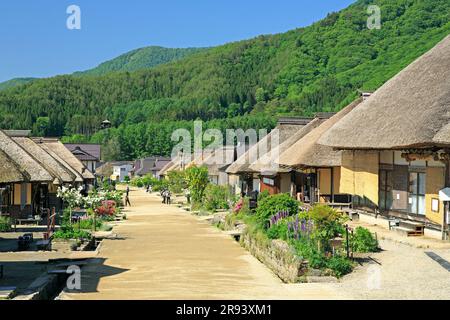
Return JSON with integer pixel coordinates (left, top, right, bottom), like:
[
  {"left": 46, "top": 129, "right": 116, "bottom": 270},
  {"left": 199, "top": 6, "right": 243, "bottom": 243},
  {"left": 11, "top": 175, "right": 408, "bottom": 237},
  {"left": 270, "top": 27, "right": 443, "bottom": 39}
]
[
  {"left": 188, "top": 146, "right": 235, "bottom": 176},
  {"left": 279, "top": 98, "right": 363, "bottom": 168},
  {"left": 0, "top": 130, "right": 53, "bottom": 182},
  {"left": 226, "top": 118, "right": 311, "bottom": 175},
  {"left": 34, "top": 138, "right": 95, "bottom": 180},
  {"left": 320, "top": 34, "right": 450, "bottom": 150},
  {"left": 13, "top": 137, "right": 77, "bottom": 184},
  {"left": 95, "top": 162, "right": 113, "bottom": 177},
  {"left": 0, "top": 149, "right": 29, "bottom": 183},
  {"left": 157, "top": 160, "right": 174, "bottom": 178},
  {"left": 250, "top": 118, "right": 321, "bottom": 174}
]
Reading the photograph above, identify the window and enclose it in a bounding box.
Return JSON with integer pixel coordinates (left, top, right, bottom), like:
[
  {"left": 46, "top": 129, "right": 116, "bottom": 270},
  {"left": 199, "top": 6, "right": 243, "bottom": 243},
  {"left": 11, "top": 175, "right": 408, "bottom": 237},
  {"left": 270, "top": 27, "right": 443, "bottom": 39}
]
[{"left": 408, "top": 172, "right": 426, "bottom": 215}]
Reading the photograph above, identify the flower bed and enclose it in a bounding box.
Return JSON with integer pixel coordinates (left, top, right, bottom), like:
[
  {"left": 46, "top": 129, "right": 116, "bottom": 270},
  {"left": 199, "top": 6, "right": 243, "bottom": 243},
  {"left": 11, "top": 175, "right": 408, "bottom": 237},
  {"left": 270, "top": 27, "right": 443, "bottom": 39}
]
[{"left": 224, "top": 194, "right": 379, "bottom": 280}]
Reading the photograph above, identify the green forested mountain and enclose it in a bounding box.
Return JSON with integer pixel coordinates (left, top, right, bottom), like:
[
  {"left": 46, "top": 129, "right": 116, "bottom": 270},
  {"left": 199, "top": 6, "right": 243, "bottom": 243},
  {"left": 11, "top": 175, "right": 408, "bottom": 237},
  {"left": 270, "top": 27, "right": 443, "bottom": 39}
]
[
  {"left": 0, "top": 77, "right": 36, "bottom": 91},
  {"left": 73, "top": 46, "right": 208, "bottom": 76},
  {"left": 1, "top": 0, "right": 449, "bottom": 160},
  {"left": 0, "top": 47, "right": 206, "bottom": 91}
]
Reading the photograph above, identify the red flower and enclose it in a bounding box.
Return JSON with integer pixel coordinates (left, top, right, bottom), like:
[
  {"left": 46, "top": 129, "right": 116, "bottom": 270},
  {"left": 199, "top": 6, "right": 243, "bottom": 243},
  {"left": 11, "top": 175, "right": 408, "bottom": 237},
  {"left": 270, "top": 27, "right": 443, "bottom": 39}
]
[{"left": 95, "top": 200, "right": 116, "bottom": 216}]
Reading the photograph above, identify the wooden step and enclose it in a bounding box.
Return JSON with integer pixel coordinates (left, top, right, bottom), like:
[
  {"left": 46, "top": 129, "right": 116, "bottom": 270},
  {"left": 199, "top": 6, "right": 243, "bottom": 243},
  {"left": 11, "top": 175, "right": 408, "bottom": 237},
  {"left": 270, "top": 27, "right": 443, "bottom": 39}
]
[
  {"left": 399, "top": 220, "right": 424, "bottom": 232},
  {"left": 392, "top": 226, "right": 423, "bottom": 237}
]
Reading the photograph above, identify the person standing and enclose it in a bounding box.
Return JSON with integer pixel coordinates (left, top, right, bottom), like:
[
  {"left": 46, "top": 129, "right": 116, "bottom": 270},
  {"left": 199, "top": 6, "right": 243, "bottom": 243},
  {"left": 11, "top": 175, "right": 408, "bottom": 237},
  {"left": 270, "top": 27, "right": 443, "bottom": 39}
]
[
  {"left": 161, "top": 189, "right": 167, "bottom": 204},
  {"left": 166, "top": 190, "right": 171, "bottom": 205}
]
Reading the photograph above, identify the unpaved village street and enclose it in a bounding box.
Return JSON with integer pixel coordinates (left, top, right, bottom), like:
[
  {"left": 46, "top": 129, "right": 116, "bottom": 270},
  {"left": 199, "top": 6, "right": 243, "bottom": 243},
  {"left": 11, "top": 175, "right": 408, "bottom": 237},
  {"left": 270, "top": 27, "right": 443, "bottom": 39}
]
[{"left": 58, "top": 188, "right": 450, "bottom": 300}]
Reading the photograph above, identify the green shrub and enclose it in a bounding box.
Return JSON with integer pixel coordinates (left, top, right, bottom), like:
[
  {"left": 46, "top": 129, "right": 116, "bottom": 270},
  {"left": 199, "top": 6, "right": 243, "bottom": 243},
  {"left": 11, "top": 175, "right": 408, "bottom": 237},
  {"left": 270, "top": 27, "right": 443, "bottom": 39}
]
[
  {"left": 351, "top": 227, "right": 379, "bottom": 253},
  {"left": 258, "top": 190, "right": 270, "bottom": 202},
  {"left": 75, "top": 218, "right": 102, "bottom": 230},
  {"left": 302, "top": 204, "right": 347, "bottom": 251},
  {"left": 0, "top": 216, "right": 11, "bottom": 232},
  {"left": 204, "top": 184, "right": 232, "bottom": 211},
  {"left": 255, "top": 193, "right": 299, "bottom": 227},
  {"left": 327, "top": 255, "right": 353, "bottom": 278},
  {"left": 185, "top": 166, "right": 209, "bottom": 204},
  {"left": 152, "top": 179, "right": 169, "bottom": 191},
  {"left": 266, "top": 220, "right": 288, "bottom": 240},
  {"left": 53, "top": 225, "right": 91, "bottom": 240},
  {"left": 136, "top": 180, "right": 144, "bottom": 188},
  {"left": 290, "top": 238, "right": 327, "bottom": 269},
  {"left": 167, "top": 170, "right": 187, "bottom": 194}
]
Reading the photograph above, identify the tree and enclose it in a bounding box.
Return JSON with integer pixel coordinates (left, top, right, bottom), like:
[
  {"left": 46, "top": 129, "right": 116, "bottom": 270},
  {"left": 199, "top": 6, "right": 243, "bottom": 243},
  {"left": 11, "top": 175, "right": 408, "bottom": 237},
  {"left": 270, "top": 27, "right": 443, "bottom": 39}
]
[
  {"left": 32, "top": 117, "right": 50, "bottom": 136},
  {"left": 103, "top": 136, "right": 121, "bottom": 161},
  {"left": 185, "top": 166, "right": 209, "bottom": 204}
]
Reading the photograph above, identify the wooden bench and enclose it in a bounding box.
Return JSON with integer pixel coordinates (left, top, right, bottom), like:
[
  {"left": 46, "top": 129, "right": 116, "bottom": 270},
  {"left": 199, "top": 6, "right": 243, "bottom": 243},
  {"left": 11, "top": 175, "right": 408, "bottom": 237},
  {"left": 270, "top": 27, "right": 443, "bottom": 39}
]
[{"left": 16, "top": 218, "right": 40, "bottom": 225}]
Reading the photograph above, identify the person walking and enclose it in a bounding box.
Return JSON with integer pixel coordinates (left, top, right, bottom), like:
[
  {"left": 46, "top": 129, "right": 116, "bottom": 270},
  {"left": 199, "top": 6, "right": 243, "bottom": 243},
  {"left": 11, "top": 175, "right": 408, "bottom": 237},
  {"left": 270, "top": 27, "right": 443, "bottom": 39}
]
[
  {"left": 125, "top": 194, "right": 131, "bottom": 207},
  {"left": 125, "top": 185, "right": 131, "bottom": 206}
]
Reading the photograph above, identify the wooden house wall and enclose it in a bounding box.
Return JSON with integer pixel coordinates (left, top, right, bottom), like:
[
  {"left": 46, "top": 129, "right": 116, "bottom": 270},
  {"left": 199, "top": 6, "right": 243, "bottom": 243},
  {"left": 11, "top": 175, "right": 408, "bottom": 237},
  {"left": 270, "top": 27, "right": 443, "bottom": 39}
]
[
  {"left": 341, "top": 150, "right": 379, "bottom": 208},
  {"left": 342, "top": 150, "right": 447, "bottom": 225},
  {"left": 425, "top": 166, "right": 445, "bottom": 225}
]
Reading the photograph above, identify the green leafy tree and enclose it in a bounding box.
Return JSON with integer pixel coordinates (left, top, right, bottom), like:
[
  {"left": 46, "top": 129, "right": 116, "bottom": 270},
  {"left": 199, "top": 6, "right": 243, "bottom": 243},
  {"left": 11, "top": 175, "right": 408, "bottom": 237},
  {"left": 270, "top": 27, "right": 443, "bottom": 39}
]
[
  {"left": 32, "top": 117, "right": 50, "bottom": 136},
  {"left": 166, "top": 170, "right": 187, "bottom": 194},
  {"left": 185, "top": 166, "right": 209, "bottom": 204}
]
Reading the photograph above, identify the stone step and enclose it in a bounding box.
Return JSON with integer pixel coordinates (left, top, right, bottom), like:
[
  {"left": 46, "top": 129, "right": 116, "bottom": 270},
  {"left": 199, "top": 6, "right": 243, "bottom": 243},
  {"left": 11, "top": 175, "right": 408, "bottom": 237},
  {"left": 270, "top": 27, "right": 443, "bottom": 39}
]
[
  {"left": 305, "top": 276, "right": 338, "bottom": 283},
  {"left": 224, "top": 230, "right": 243, "bottom": 237}
]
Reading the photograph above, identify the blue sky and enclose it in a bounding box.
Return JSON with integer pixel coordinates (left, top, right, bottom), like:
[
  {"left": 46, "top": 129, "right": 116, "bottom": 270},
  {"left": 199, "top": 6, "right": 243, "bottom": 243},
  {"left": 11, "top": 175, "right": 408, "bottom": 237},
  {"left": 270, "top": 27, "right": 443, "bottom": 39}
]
[{"left": 0, "top": 0, "right": 355, "bottom": 82}]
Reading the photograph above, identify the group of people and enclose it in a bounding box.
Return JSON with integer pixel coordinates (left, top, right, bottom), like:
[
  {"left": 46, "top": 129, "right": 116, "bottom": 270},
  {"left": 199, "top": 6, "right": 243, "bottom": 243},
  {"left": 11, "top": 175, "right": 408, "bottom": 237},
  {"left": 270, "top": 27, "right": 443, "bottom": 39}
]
[
  {"left": 124, "top": 183, "right": 173, "bottom": 205},
  {"left": 161, "top": 189, "right": 171, "bottom": 204}
]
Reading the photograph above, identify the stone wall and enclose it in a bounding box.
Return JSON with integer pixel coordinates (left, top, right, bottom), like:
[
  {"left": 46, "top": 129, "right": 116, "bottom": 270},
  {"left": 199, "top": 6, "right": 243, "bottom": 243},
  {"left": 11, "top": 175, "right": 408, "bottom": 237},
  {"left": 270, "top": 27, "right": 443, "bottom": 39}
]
[{"left": 240, "top": 232, "right": 307, "bottom": 283}]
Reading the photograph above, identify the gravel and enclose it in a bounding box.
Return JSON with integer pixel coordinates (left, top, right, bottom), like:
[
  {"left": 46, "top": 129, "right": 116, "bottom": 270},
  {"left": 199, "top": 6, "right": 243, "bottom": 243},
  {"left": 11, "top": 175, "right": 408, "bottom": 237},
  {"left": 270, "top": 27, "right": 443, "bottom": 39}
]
[{"left": 330, "top": 239, "right": 450, "bottom": 299}]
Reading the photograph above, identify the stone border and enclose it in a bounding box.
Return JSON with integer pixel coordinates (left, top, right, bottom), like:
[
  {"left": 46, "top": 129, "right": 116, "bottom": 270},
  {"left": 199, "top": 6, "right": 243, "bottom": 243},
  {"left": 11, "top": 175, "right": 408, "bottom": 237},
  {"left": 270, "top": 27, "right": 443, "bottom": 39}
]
[{"left": 240, "top": 232, "right": 307, "bottom": 283}]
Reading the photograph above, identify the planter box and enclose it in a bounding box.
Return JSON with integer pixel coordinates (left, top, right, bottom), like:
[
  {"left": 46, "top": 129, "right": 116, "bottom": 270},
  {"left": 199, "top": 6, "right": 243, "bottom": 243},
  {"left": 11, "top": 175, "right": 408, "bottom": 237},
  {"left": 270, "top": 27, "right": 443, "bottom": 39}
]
[{"left": 51, "top": 239, "right": 82, "bottom": 252}]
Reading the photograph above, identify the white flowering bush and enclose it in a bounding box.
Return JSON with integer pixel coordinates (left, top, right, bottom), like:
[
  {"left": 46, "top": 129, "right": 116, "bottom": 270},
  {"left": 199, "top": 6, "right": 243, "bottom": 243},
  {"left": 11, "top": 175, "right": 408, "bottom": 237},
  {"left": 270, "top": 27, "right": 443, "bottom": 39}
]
[{"left": 57, "top": 185, "right": 83, "bottom": 209}]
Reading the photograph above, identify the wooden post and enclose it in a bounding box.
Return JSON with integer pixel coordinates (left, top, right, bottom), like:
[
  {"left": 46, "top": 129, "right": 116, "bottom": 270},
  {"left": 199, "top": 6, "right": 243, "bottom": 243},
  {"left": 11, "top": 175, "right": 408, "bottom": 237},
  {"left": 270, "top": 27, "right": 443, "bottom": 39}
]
[
  {"left": 443, "top": 159, "right": 450, "bottom": 240},
  {"left": 330, "top": 167, "right": 335, "bottom": 204},
  {"left": 345, "top": 225, "right": 350, "bottom": 259}
]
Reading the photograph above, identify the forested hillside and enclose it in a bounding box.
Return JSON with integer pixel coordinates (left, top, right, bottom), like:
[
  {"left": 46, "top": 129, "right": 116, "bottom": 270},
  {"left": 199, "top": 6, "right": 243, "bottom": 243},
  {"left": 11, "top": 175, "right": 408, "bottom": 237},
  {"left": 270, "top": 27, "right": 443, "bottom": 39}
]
[
  {"left": 74, "top": 46, "right": 208, "bottom": 76},
  {"left": 0, "top": 77, "right": 36, "bottom": 91},
  {"left": 0, "top": 0, "right": 449, "bottom": 160}
]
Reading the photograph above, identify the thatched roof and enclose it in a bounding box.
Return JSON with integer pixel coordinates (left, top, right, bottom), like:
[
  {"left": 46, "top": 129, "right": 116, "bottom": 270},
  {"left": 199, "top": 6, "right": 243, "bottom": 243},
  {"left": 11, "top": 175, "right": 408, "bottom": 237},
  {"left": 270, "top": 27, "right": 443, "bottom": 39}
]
[
  {"left": 0, "top": 130, "right": 53, "bottom": 182},
  {"left": 95, "top": 162, "right": 113, "bottom": 177},
  {"left": 157, "top": 160, "right": 174, "bottom": 177},
  {"left": 13, "top": 137, "right": 77, "bottom": 184},
  {"left": 320, "top": 34, "right": 450, "bottom": 150},
  {"left": 34, "top": 139, "right": 95, "bottom": 180},
  {"left": 226, "top": 122, "right": 306, "bottom": 174},
  {"left": 34, "top": 139, "right": 84, "bottom": 183},
  {"left": 278, "top": 98, "right": 363, "bottom": 168},
  {"left": 0, "top": 149, "right": 30, "bottom": 183},
  {"left": 250, "top": 118, "right": 322, "bottom": 174},
  {"left": 188, "top": 146, "right": 235, "bottom": 176}
]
